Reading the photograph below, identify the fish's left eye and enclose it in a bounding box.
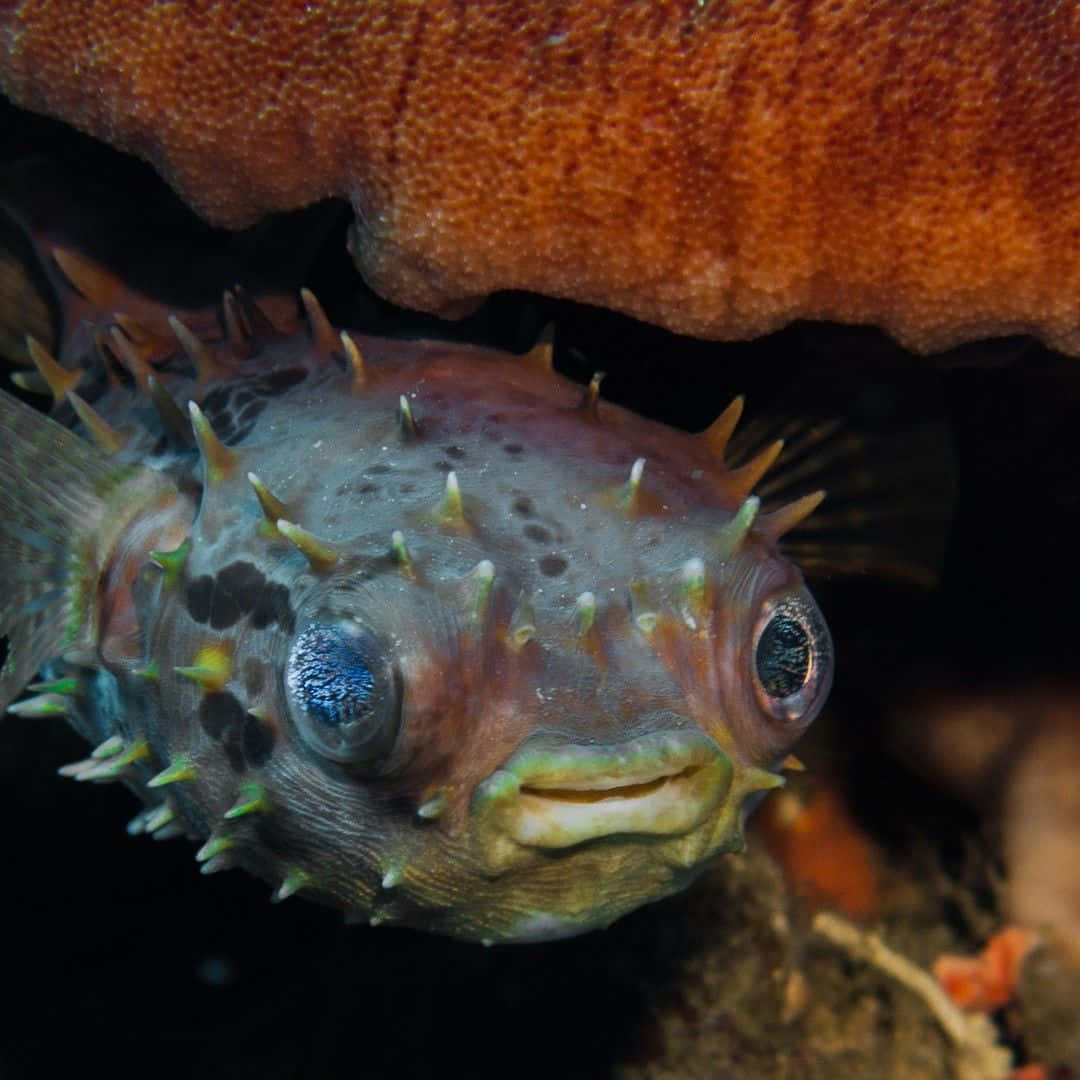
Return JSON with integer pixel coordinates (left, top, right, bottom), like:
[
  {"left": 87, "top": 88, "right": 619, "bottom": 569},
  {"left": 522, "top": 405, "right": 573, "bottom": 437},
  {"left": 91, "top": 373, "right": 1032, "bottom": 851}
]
[
  {"left": 285, "top": 622, "right": 401, "bottom": 765},
  {"left": 751, "top": 592, "right": 833, "bottom": 728}
]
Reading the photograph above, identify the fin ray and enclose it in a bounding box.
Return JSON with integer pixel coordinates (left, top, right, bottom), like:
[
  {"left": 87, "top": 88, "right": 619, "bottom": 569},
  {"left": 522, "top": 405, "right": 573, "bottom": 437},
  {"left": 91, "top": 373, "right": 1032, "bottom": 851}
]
[
  {"left": 0, "top": 390, "right": 172, "bottom": 707},
  {"left": 727, "top": 368, "right": 954, "bottom": 585}
]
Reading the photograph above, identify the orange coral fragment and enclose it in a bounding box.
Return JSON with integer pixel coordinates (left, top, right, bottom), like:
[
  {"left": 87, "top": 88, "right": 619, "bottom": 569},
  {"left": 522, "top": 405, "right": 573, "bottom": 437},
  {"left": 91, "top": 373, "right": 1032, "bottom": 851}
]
[
  {"left": 933, "top": 926, "right": 1041, "bottom": 1013},
  {"left": 1009, "top": 1066, "right": 1049, "bottom": 1080},
  {"left": 2, "top": 3, "right": 1080, "bottom": 353},
  {"left": 757, "top": 787, "right": 880, "bottom": 919}
]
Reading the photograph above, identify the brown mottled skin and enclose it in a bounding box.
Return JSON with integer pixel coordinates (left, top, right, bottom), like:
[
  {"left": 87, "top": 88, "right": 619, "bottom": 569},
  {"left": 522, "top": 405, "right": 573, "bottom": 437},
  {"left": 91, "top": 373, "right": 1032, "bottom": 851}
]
[
  {"left": 2, "top": 2, "right": 1078, "bottom": 352},
  {"left": 0, "top": 237, "right": 833, "bottom": 941}
]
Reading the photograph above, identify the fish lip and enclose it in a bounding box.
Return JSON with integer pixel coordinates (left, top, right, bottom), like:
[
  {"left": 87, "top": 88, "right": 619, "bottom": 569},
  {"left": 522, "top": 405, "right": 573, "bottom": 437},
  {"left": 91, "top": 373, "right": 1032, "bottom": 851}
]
[{"left": 473, "top": 730, "right": 733, "bottom": 849}]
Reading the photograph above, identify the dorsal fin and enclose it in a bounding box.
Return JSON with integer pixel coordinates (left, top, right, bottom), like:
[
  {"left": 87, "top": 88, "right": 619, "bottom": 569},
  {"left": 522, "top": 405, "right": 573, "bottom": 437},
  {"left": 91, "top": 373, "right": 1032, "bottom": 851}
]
[{"left": 725, "top": 362, "right": 954, "bottom": 584}]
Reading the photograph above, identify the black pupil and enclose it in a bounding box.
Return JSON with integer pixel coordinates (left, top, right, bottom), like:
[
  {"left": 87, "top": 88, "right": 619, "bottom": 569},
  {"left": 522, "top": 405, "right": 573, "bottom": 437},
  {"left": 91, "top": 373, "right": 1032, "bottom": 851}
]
[
  {"left": 756, "top": 614, "right": 811, "bottom": 699},
  {"left": 291, "top": 625, "right": 377, "bottom": 729}
]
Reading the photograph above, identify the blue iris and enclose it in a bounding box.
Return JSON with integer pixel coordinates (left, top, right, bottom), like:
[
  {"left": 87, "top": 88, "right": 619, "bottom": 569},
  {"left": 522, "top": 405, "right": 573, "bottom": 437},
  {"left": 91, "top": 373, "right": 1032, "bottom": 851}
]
[
  {"left": 289, "top": 625, "right": 377, "bottom": 728},
  {"left": 286, "top": 620, "right": 401, "bottom": 765}
]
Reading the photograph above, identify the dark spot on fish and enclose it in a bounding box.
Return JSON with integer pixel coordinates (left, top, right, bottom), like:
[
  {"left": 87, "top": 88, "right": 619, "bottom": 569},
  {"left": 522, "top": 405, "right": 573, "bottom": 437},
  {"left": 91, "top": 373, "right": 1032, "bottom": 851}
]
[
  {"left": 199, "top": 385, "right": 251, "bottom": 443},
  {"left": 513, "top": 497, "right": 534, "bottom": 517},
  {"left": 251, "top": 582, "right": 294, "bottom": 631},
  {"left": 244, "top": 659, "right": 265, "bottom": 696},
  {"left": 444, "top": 445, "right": 466, "bottom": 459},
  {"left": 260, "top": 368, "right": 307, "bottom": 396},
  {"left": 186, "top": 575, "right": 214, "bottom": 623},
  {"left": 105, "top": 358, "right": 135, "bottom": 391},
  {"left": 200, "top": 691, "right": 247, "bottom": 740},
  {"left": 539, "top": 555, "right": 568, "bottom": 577},
  {"left": 223, "top": 736, "right": 246, "bottom": 774},
  {"left": 210, "top": 561, "right": 265, "bottom": 629},
  {"left": 524, "top": 524, "right": 552, "bottom": 543},
  {"left": 198, "top": 387, "right": 230, "bottom": 414},
  {"left": 237, "top": 401, "right": 262, "bottom": 426},
  {"left": 358, "top": 483, "right": 378, "bottom": 494},
  {"left": 199, "top": 369, "right": 307, "bottom": 443},
  {"left": 503, "top": 442, "right": 524, "bottom": 455},
  {"left": 242, "top": 713, "right": 276, "bottom": 765},
  {"left": 197, "top": 687, "right": 273, "bottom": 771},
  {"left": 367, "top": 464, "right": 392, "bottom": 475}
]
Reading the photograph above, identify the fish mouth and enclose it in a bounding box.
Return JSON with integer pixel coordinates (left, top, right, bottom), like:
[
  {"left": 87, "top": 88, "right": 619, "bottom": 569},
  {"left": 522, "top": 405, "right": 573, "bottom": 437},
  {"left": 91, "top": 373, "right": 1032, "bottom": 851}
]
[{"left": 473, "top": 730, "right": 733, "bottom": 849}]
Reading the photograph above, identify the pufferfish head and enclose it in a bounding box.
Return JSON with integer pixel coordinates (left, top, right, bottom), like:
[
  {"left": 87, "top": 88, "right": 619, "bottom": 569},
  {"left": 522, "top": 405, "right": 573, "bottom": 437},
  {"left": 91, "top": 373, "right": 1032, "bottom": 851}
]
[{"left": 134, "top": 330, "right": 832, "bottom": 943}]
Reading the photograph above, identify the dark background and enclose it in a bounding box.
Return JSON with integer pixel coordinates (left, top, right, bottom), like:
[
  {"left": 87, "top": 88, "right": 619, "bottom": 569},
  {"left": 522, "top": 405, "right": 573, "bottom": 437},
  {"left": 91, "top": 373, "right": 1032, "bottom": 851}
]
[{"left": 0, "top": 95, "right": 1076, "bottom": 1079}]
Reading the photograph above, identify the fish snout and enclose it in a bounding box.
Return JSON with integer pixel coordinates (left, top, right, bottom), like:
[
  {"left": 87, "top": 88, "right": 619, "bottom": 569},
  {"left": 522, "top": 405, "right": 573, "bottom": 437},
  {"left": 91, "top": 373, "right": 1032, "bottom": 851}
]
[{"left": 472, "top": 728, "right": 733, "bottom": 853}]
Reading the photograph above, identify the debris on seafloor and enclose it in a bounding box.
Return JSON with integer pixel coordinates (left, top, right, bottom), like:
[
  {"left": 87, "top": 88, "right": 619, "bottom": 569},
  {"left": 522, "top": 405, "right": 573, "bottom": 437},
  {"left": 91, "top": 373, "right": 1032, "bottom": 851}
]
[
  {"left": 812, "top": 912, "right": 1012, "bottom": 1080},
  {"left": 894, "top": 685, "right": 1080, "bottom": 964},
  {"left": 613, "top": 751, "right": 1080, "bottom": 1080},
  {"left": 611, "top": 841, "right": 1017, "bottom": 1079}
]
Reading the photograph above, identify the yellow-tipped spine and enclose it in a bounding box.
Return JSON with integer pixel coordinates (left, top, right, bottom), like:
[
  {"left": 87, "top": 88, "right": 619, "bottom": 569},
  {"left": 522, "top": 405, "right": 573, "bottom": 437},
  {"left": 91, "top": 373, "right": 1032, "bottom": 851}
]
[
  {"left": 758, "top": 490, "right": 827, "bottom": 541},
  {"left": 188, "top": 401, "right": 238, "bottom": 486},
  {"left": 67, "top": 391, "right": 128, "bottom": 453},
  {"left": 729, "top": 440, "right": 784, "bottom": 499},
  {"left": 247, "top": 472, "right": 290, "bottom": 526},
  {"left": 175, "top": 644, "right": 232, "bottom": 691},
  {"left": 300, "top": 288, "right": 339, "bottom": 357},
  {"left": 701, "top": 395, "right": 745, "bottom": 460},
  {"left": 715, "top": 496, "right": 760, "bottom": 558},
  {"left": 277, "top": 519, "right": 341, "bottom": 571},
  {"left": 27, "top": 335, "right": 83, "bottom": 403},
  {"left": 340, "top": 331, "right": 366, "bottom": 395}
]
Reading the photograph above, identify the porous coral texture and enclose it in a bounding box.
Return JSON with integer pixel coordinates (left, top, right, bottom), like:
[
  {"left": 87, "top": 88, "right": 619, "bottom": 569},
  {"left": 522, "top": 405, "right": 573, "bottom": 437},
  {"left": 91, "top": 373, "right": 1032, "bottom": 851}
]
[{"left": 2, "top": 2, "right": 1079, "bottom": 352}]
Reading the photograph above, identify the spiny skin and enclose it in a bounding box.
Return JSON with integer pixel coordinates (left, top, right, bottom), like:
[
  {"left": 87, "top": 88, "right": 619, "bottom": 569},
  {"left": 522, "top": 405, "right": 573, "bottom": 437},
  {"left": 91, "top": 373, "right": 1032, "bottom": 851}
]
[
  {"left": 2, "top": 2, "right": 1079, "bottom": 352},
  {"left": 1, "top": 268, "right": 832, "bottom": 942}
]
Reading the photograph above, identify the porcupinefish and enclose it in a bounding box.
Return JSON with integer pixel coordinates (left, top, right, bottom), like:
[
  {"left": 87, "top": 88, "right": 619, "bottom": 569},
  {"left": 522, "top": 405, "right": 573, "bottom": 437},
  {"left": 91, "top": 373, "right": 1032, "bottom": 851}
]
[{"left": 0, "top": 252, "right": 832, "bottom": 943}]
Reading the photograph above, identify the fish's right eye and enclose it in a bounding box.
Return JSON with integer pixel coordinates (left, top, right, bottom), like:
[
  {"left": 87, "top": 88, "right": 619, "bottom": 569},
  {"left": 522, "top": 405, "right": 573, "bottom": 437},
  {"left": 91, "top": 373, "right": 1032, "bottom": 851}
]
[{"left": 285, "top": 621, "right": 401, "bottom": 766}]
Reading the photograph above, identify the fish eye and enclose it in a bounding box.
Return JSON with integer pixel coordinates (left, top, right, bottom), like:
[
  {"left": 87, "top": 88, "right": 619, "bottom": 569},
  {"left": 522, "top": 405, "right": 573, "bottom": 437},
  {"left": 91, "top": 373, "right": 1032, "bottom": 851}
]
[
  {"left": 285, "top": 621, "right": 401, "bottom": 765},
  {"left": 751, "top": 592, "right": 833, "bottom": 727}
]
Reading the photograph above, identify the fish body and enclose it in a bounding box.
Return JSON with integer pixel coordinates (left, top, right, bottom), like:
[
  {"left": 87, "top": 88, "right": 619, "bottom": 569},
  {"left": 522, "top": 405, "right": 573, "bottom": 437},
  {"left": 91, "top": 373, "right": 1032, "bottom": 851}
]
[{"left": 0, "top": 258, "right": 831, "bottom": 942}]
